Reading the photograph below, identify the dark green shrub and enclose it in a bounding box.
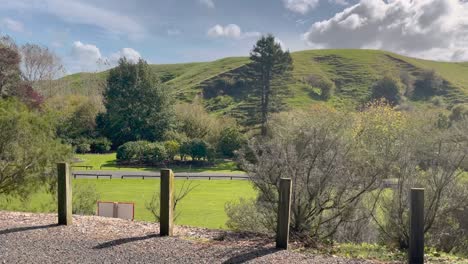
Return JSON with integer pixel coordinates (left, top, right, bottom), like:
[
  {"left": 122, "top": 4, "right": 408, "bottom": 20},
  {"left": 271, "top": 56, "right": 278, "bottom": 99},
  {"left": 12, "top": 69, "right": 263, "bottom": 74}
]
[
  {"left": 370, "top": 76, "right": 402, "bottom": 105},
  {"left": 413, "top": 70, "right": 444, "bottom": 99},
  {"left": 116, "top": 141, "right": 150, "bottom": 162},
  {"left": 74, "top": 138, "right": 91, "bottom": 154},
  {"left": 189, "top": 139, "right": 209, "bottom": 160},
  {"left": 117, "top": 141, "right": 167, "bottom": 164},
  {"left": 90, "top": 137, "right": 112, "bottom": 153},
  {"left": 306, "top": 75, "right": 335, "bottom": 100},
  {"left": 145, "top": 142, "right": 168, "bottom": 163},
  {"left": 180, "top": 139, "right": 212, "bottom": 161},
  {"left": 218, "top": 127, "right": 245, "bottom": 157}
]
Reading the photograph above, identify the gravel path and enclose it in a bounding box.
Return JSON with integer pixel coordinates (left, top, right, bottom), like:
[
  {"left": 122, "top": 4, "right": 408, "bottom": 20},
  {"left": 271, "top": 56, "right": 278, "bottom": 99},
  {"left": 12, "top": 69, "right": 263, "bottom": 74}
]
[{"left": 0, "top": 211, "right": 377, "bottom": 264}]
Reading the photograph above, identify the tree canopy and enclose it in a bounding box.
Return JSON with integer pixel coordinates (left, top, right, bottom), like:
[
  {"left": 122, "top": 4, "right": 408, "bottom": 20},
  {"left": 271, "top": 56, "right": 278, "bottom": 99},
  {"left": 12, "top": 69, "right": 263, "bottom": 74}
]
[
  {"left": 98, "top": 58, "right": 175, "bottom": 147},
  {"left": 0, "top": 99, "right": 72, "bottom": 196}
]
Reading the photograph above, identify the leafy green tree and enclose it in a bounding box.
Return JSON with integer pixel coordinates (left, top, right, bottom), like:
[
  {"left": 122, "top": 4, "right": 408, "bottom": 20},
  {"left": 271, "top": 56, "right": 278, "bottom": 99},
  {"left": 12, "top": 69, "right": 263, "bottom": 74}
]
[
  {"left": 164, "top": 140, "right": 180, "bottom": 160},
  {"left": 58, "top": 99, "right": 100, "bottom": 141},
  {"left": 370, "top": 75, "right": 403, "bottom": 105},
  {"left": 98, "top": 58, "right": 175, "bottom": 147},
  {"left": 180, "top": 139, "right": 213, "bottom": 161},
  {"left": 250, "top": 35, "right": 293, "bottom": 136},
  {"left": 218, "top": 127, "right": 245, "bottom": 157},
  {"left": 0, "top": 99, "right": 72, "bottom": 196}
]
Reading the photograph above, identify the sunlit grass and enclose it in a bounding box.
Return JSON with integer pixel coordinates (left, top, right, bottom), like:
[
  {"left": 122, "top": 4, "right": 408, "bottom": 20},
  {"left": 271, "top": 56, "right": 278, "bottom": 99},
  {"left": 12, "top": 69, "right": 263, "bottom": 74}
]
[
  {"left": 74, "top": 153, "right": 244, "bottom": 174},
  {"left": 0, "top": 179, "right": 256, "bottom": 229}
]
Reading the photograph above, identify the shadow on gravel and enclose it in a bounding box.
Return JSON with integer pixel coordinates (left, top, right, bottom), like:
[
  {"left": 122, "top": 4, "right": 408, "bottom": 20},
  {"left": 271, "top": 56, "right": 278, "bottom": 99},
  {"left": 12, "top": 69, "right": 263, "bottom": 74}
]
[
  {"left": 0, "top": 224, "right": 58, "bottom": 235},
  {"left": 93, "top": 234, "right": 160, "bottom": 249},
  {"left": 222, "top": 247, "right": 280, "bottom": 264}
]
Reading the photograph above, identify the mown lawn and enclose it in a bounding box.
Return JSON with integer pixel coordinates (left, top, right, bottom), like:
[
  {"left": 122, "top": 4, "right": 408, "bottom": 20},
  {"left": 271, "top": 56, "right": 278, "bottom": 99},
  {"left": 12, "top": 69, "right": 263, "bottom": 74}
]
[
  {"left": 74, "top": 153, "right": 244, "bottom": 174},
  {"left": 0, "top": 179, "right": 256, "bottom": 229}
]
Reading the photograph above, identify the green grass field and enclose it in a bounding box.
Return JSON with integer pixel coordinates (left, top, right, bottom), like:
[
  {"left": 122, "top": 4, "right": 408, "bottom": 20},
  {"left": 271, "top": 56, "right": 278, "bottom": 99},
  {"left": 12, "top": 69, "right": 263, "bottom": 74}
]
[
  {"left": 74, "top": 153, "right": 244, "bottom": 174},
  {"left": 0, "top": 179, "right": 256, "bottom": 229}
]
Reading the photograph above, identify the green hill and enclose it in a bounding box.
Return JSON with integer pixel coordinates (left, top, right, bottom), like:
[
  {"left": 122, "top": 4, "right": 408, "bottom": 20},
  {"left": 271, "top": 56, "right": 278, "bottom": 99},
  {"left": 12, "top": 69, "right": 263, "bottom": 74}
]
[{"left": 51, "top": 49, "right": 468, "bottom": 122}]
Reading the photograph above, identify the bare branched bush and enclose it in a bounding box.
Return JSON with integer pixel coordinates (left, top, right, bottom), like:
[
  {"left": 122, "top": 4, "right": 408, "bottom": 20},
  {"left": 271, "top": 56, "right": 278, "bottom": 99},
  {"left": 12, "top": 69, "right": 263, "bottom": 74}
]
[
  {"left": 235, "top": 104, "right": 405, "bottom": 240},
  {"left": 370, "top": 114, "right": 468, "bottom": 250},
  {"left": 229, "top": 103, "right": 468, "bottom": 252},
  {"left": 145, "top": 180, "right": 198, "bottom": 222},
  {"left": 72, "top": 182, "right": 100, "bottom": 215},
  {"left": 225, "top": 198, "right": 271, "bottom": 233},
  {"left": 175, "top": 99, "right": 235, "bottom": 146}
]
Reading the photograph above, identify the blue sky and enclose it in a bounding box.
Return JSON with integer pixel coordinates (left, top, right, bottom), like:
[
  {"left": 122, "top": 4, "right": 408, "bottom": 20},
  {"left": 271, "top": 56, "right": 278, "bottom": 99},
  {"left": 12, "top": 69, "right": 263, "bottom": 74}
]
[{"left": 1, "top": 0, "right": 467, "bottom": 73}]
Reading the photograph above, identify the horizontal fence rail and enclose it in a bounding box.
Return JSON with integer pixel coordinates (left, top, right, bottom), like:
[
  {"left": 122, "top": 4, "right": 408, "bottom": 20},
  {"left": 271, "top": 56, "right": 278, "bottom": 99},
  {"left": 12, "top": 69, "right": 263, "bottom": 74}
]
[
  {"left": 71, "top": 165, "right": 93, "bottom": 170},
  {"left": 73, "top": 173, "right": 112, "bottom": 179},
  {"left": 72, "top": 172, "right": 249, "bottom": 180}
]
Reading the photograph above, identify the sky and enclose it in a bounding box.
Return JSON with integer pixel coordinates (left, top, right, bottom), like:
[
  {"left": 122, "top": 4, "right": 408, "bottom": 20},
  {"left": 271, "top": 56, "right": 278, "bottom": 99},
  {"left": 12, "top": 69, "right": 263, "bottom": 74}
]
[{"left": 1, "top": 0, "right": 468, "bottom": 74}]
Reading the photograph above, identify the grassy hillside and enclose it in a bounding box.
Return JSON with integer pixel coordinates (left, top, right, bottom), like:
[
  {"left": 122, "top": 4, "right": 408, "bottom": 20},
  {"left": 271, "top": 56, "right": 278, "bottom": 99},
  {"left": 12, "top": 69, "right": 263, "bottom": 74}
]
[{"left": 50, "top": 49, "right": 468, "bottom": 121}]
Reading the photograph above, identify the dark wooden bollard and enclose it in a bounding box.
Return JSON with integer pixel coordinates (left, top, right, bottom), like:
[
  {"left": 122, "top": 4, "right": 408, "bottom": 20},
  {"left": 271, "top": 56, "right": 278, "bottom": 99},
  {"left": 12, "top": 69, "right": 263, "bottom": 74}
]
[
  {"left": 409, "top": 188, "right": 424, "bottom": 264},
  {"left": 160, "top": 169, "right": 174, "bottom": 236},
  {"left": 57, "top": 163, "right": 72, "bottom": 225},
  {"left": 276, "top": 178, "right": 292, "bottom": 249}
]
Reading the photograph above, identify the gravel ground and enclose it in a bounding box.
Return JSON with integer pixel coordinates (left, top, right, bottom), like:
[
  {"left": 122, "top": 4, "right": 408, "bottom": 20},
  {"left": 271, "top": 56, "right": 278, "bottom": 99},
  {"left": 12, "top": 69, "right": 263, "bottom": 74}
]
[{"left": 0, "top": 211, "right": 377, "bottom": 264}]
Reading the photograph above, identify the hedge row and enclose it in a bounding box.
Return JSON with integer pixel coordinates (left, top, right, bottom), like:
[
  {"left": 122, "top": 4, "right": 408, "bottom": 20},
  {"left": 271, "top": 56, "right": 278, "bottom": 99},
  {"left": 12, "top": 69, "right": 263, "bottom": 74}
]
[{"left": 116, "top": 138, "right": 215, "bottom": 165}]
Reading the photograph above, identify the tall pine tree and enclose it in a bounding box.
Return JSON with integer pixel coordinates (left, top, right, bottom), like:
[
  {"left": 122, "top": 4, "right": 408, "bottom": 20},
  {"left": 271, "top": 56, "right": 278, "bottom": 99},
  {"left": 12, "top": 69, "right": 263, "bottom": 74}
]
[{"left": 250, "top": 35, "right": 292, "bottom": 136}]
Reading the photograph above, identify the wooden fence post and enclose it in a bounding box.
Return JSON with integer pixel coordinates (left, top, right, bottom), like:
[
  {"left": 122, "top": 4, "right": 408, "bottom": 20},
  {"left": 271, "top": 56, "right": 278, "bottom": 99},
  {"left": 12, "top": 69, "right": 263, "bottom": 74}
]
[
  {"left": 160, "top": 169, "right": 174, "bottom": 236},
  {"left": 57, "top": 163, "right": 72, "bottom": 225},
  {"left": 409, "top": 188, "right": 424, "bottom": 264},
  {"left": 276, "top": 178, "right": 292, "bottom": 249}
]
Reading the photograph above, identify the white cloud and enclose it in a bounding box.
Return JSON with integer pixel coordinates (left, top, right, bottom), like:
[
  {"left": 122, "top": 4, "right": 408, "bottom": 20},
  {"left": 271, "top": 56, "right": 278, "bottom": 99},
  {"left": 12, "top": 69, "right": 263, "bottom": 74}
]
[
  {"left": 70, "top": 41, "right": 142, "bottom": 72},
  {"left": 283, "top": 0, "right": 319, "bottom": 14},
  {"left": 71, "top": 41, "right": 103, "bottom": 71},
  {"left": 302, "top": 0, "right": 468, "bottom": 61},
  {"left": 198, "top": 0, "right": 215, "bottom": 8},
  {"left": 283, "top": 0, "right": 349, "bottom": 14},
  {"left": 331, "top": 0, "right": 349, "bottom": 6},
  {"left": 1, "top": 17, "right": 24, "bottom": 32},
  {"left": 0, "top": 0, "right": 146, "bottom": 40},
  {"left": 275, "top": 38, "right": 288, "bottom": 51},
  {"left": 110, "top": 48, "right": 141, "bottom": 63},
  {"left": 207, "top": 24, "right": 261, "bottom": 39}
]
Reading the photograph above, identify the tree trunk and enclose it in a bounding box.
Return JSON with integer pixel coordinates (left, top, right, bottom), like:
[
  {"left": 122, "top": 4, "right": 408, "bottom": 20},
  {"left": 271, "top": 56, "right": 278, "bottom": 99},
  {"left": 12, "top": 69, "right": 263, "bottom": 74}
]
[{"left": 260, "top": 71, "right": 270, "bottom": 136}]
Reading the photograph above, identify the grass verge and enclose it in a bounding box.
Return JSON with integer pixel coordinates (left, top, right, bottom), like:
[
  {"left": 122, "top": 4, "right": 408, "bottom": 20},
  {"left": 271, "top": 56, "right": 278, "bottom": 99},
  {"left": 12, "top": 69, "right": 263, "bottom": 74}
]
[{"left": 0, "top": 179, "right": 256, "bottom": 229}]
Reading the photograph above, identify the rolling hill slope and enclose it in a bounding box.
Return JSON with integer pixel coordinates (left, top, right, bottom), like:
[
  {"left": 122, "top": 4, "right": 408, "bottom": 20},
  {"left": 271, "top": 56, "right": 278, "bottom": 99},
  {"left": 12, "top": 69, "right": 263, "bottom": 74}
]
[{"left": 51, "top": 49, "right": 468, "bottom": 123}]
